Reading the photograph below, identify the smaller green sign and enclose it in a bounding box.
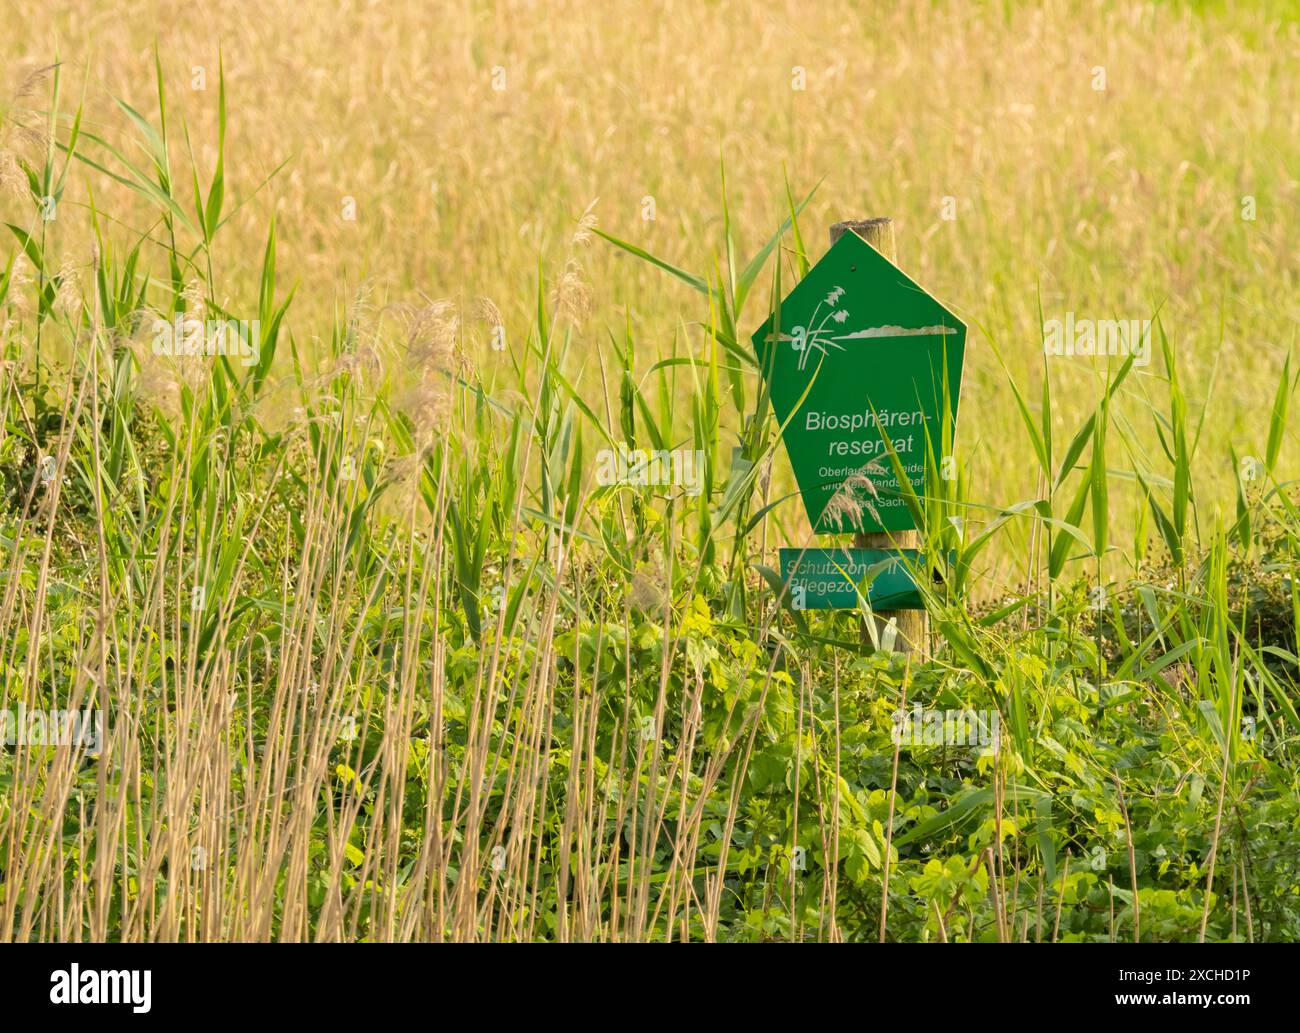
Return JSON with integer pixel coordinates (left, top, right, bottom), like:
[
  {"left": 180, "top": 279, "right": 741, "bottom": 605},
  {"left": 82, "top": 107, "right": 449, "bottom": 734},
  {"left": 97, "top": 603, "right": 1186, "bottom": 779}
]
[{"left": 780, "top": 547, "right": 925, "bottom": 611}]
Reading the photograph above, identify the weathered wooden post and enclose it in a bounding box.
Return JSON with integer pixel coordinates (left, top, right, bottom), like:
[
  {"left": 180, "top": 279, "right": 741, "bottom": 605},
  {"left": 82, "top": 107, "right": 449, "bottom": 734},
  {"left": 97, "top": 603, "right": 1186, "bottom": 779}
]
[{"left": 829, "top": 217, "right": 927, "bottom": 658}]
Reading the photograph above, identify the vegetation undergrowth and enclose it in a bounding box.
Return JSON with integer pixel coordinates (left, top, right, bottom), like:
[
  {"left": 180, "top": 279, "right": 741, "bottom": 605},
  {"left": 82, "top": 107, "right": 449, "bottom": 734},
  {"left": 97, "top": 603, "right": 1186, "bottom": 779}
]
[{"left": 0, "top": 61, "right": 1297, "bottom": 943}]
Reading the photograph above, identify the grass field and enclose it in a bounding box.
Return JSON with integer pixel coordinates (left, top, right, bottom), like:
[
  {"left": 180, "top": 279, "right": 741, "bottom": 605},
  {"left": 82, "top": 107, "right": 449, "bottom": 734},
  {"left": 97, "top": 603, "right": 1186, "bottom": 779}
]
[
  {"left": 0, "top": 0, "right": 1297, "bottom": 942},
  {"left": 6, "top": 1, "right": 1297, "bottom": 552}
]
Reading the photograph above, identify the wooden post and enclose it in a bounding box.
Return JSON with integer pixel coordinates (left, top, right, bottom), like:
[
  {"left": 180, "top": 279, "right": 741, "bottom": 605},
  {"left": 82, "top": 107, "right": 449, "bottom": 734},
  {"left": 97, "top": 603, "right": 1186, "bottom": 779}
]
[{"left": 830, "top": 217, "right": 927, "bottom": 658}]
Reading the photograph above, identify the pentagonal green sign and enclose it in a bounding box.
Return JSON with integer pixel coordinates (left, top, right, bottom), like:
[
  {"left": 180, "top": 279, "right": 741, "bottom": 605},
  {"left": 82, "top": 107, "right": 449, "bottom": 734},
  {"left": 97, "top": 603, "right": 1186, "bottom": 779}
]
[{"left": 751, "top": 230, "right": 965, "bottom": 534}]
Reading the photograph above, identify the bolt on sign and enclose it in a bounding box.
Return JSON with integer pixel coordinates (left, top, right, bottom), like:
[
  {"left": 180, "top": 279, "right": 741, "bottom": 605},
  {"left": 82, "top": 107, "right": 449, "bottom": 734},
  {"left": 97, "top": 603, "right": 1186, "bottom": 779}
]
[{"left": 751, "top": 230, "right": 966, "bottom": 536}]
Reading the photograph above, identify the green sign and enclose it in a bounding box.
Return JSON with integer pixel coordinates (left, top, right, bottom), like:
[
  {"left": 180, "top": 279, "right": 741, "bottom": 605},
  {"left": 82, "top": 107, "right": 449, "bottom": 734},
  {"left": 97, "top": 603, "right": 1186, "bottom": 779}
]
[
  {"left": 752, "top": 230, "right": 966, "bottom": 534},
  {"left": 780, "top": 547, "right": 926, "bottom": 610}
]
